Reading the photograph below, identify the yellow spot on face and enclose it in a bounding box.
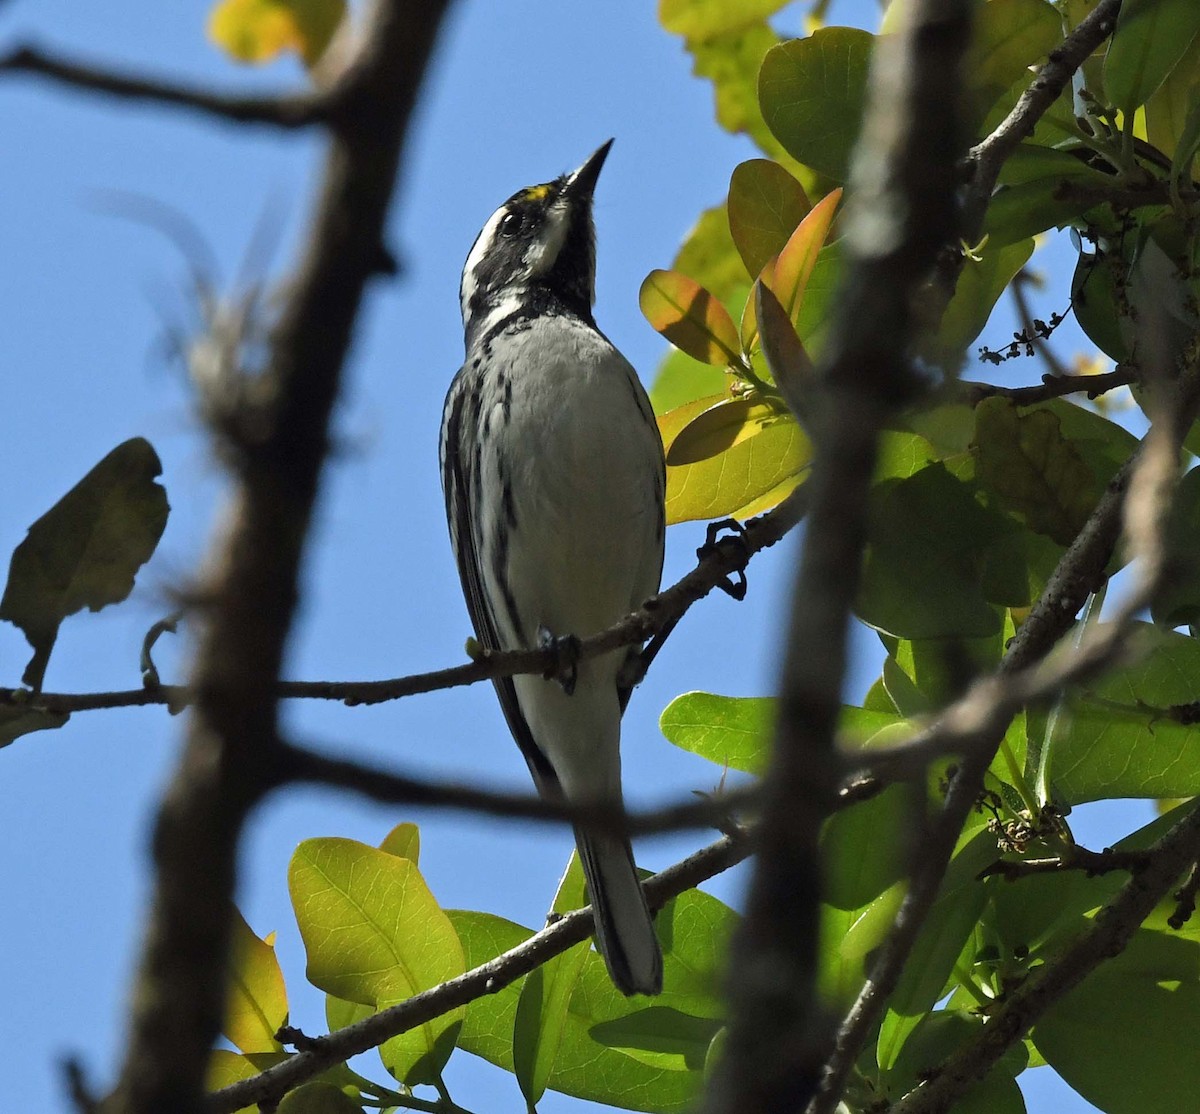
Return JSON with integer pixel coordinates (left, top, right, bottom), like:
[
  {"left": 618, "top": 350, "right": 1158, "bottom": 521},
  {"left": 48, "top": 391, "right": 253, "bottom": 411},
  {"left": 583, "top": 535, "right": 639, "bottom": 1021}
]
[{"left": 521, "top": 184, "right": 552, "bottom": 202}]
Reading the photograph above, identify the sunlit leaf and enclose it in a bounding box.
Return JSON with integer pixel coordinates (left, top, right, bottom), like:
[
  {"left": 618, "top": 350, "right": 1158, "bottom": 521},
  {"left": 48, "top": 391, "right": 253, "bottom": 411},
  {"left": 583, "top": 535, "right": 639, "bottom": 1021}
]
[
  {"left": 1146, "top": 33, "right": 1200, "bottom": 162},
  {"left": 822, "top": 785, "right": 913, "bottom": 911},
  {"left": 0, "top": 438, "right": 169, "bottom": 691},
  {"left": 207, "top": 1049, "right": 290, "bottom": 1114},
  {"left": 757, "top": 283, "right": 816, "bottom": 424},
  {"left": 288, "top": 838, "right": 464, "bottom": 1085},
  {"left": 275, "top": 1082, "right": 362, "bottom": 1114},
  {"left": 1103, "top": 0, "right": 1200, "bottom": 111},
  {"left": 759, "top": 28, "right": 873, "bottom": 181},
  {"left": 223, "top": 908, "right": 288, "bottom": 1054},
  {"left": 640, "top": 270, "right": 743, "bottom": 367},
  {"left": 378, "top": 821, "right": 420, "bottom": 863},
  {"left": 1048, "top": 624, "right": 1200, "bottom": 802},
  {"left": 658, "top": 0, "right": 789, "bottom": 39},
  {"left": 660, "top": 691, "right": 773, "bottom": 773},
  {"left": 727, "top": 159, "right": 811, "bottom": 279},
  {"left": 769, "top": 189, "right": 842, "bottom": 319},
  {"left": 208, "top": 0, "right": 346, "bottom": 68},
  {"left": 514, "top": 856, "right": 591, "bottom": 1108}
]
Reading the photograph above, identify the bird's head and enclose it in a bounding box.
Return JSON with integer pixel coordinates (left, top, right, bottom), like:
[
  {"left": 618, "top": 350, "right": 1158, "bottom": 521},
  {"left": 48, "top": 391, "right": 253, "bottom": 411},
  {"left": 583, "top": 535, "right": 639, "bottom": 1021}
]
[{"left": 459, "top": 140, "right": 613, "bottom": 342}]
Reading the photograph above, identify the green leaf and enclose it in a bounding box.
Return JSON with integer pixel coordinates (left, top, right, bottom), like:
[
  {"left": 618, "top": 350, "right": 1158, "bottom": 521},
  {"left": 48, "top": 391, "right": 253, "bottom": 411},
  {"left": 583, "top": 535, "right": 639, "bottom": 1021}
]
[
  {"left": 1103, "top": 0, "right": 1200, "bottom": 111},
  {"left": 640, "top": 270, "right": 742, "bottom": 367},
  {"left": 1033, "top": 928, "right": 1200, "bottom": 1113},
  {"left": 208, "top": 0, "right": 346, "bottom": 68},
  {"left": 984, "top": 146, "right": 1114, "bottom": 247},
  {"left": 658, "top": 0, "right": 789, "bottom": 40},
  {"left": 757, "top": 283, "right": 817, "bottom": 425},
  {"left": 876, "top": 832, "right": 996, "bottom": 1071},
  {"left": 768, "top": 189, "right": 842, "bottom": 322},
  {"left": 287, "top": 838, "right": 465, "bottom": 1085},
  {"left": 1146, "top": 32, "right": 1200, "bottom": 161},
  {"left": 378, "top": 821, "right": 420, "bottom": 862},
  {"left": 964, "top": 0, "right": 1062, "bottom": 133},
  {"left": 589, "top": 1007, "right": 722, "bottom": 1072},
  {"left": 972, "top": 397, "right": 1102, "bottom": 546},
  {"left": 672, "top": 203, "right": 750, "bottom": 307},
  {"left": 791, "top": 239, "right": 843, "bottom": 358},
  {"left": 858, "top": 464, "right": 1009, "bottom": 639},
  {"left": 665, "top": 399, "right": 788, "bottom": 466},
  {"left": 447, "top": 909, "right": 534, "bottom": 1071},
  {"left": 0, "top": 438, "right": 169, "bottom": 691},
  {"left": 821, "top": 785, "right": 913, "bottom": 911},
  {"left": 207, "top": 1050, "right": 290, "bottom": 1114},
  {"left": 727, "top": 159, "right": 811, "bottom": 280},
  {"left": 1048, "top": 624, "right": 1200, "bottom": 802},
  {"left": 0, "top": 705, "right": 69, "bottom": 749},
  {"left": 514, "top": 856, "right": 592, "bottom": 1109},
  {"left": 1153, "top": 466, "right": 1200, "bottom": 626},
  {"left": 650, "top": 348, "right": 730, "bottom": 414},
  {"left": 1072, "top": 246, "right": 1133, "bottom": 362},
  {"left": 274, "top": 1082, "right": 362, "bottom": 1114},
  {"left": 919, "top": 238, "right": 1034, "bottom": 373},
  {"left": 659, "top": 691, "right": 772, "bottom": 773},
  {"left": 759, "top": 29, "right": 874, "bottom": 182},
  {"left": 223, "top": 908, "right": 288, "bottom": 1054}
]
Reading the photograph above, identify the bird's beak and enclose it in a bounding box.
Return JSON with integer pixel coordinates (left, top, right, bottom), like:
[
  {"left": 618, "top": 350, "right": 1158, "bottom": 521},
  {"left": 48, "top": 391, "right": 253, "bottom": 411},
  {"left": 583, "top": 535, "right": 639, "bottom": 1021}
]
[{"left": 564, "top": 139, "right": 614, "bottom": 202}]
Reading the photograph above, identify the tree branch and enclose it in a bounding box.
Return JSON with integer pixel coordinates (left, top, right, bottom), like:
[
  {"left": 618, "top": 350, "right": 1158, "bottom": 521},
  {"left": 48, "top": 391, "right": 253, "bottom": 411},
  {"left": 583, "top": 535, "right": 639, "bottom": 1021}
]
[
  {"left": 978, "top": 845, "right": 1152, "bottom": 881},
  {"left": 0, "top": 485, "right": 808, "bottom": 717},
  {"left": 0, "top": 44, "right": 329, "bottom": 127},
  {"left": 207, "top": 832, "right": 753, "bottom": 1113},
  {"left": 100, "top": 3, "right": 454, "bottom": 1112},
  {"left": 892, "top": 800, "right": 1200, "bottom": 1114},
  {"left": 960, "top": 365, "right": 1133, "bottom": 407},
  {"left": 708, "top": 4, "right": 973, "bottom": 1113}
]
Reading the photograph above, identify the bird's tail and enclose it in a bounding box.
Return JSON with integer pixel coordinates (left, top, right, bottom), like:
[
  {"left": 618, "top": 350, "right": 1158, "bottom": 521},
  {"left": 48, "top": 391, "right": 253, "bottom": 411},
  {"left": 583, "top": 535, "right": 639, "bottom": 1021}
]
[{"left": 575, "top": 825, "right": 663, "bottom": 996}]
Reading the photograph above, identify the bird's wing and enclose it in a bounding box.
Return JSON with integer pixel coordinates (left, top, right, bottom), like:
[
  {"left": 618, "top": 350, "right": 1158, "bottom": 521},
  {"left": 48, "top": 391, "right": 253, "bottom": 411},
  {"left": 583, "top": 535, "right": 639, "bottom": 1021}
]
[{"left": 440, "top": 368, "right": 560, "bottom": 795}]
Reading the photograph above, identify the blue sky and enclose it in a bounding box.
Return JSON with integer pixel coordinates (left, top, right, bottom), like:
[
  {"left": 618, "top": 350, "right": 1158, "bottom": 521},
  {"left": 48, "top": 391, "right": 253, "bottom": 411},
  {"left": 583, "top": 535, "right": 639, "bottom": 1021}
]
[{"left": 0, "top": 1, "right": 1145, "bottom": 1110}]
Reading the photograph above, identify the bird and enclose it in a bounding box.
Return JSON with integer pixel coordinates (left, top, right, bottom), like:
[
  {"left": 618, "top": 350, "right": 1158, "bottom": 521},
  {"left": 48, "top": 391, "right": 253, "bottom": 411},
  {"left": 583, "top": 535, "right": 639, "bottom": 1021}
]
[{"left": 439, "top": 140, "right": 666, "bottom": 996}]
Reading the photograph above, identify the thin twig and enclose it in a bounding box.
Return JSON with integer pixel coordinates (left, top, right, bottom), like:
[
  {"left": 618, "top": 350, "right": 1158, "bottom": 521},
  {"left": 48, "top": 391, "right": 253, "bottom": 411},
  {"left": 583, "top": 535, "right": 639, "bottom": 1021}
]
[
  {"left": 0, "top": 485, "right": 809, "bottom": 717},
  {"left": 207, "top": 832, "right": 752, "bottom": 1113},
  {"left": 0, "top": 44, "right": 329, "bottom": 126},
  {"left": 978, "top": 845, "right": 1151, "bottom": 881}
]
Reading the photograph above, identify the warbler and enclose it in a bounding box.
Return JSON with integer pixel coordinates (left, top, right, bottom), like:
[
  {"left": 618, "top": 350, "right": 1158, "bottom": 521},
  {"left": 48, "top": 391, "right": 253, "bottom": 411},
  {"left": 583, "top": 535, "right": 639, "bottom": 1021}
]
[{"left": 439, "top": 140, "right": 666, "bottom": 996}]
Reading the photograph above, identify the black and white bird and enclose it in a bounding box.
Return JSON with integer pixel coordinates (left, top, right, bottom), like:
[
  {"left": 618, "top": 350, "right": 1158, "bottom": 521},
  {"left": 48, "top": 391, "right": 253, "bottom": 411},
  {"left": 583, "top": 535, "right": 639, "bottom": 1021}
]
[{"left": 439, "top": 141, "right": 666, "bottom": 996}]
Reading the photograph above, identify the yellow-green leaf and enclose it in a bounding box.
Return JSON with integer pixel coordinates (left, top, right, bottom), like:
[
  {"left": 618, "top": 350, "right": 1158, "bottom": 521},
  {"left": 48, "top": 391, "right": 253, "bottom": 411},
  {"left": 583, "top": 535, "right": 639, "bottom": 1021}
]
[
  {"left": 208, "top": 0, "right": 346, "bottom": 68},
  {"left": 757, "top": 282, "right": 816, "bottom": 425},
  {"left": 1146, "top": 31, "right": 1200, "bottom": 163},
  {"left": 727, "top": 159, "right": 811, "bottom": 279},
  {"left": 288, "top": 837, "right": 464, "bottom": 1085},
  {"left": 275, "top": 1082, "right": 362, "bottom": 1114},
  {"left": 660, "top": 400, "right": 811, "bottom": 524},
  {"left": 640, "top": 270, "right": 742, "bottom": 367},
  {"left": 1103, "top": 0, "right": 1200, "bottom": 112},
  {"left": 659, "top": 0, "right": 789, "bottom": 40},
  {"left": 379, "top": 821, "right": 420, "bottom": 863},
  {"left": 223, "top": 908, "right": 288, "bottom": 1054},
  {"left": 207, "top": 1050, "right": 289, "bottom": 1114}
]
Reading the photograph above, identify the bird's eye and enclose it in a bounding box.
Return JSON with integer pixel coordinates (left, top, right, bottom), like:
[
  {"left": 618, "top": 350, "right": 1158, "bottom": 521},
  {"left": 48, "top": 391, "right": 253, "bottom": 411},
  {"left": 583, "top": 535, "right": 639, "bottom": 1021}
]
[{"left": 499, "top": 211, "right": 523, "bottom": 237}]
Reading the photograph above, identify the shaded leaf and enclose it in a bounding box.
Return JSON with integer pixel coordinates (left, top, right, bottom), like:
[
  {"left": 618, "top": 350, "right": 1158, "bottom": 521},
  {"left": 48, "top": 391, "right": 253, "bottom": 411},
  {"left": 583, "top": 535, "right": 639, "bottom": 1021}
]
[
  {"left": 1146, "top": 32, "right": 1200, "bottom": 161},
  {"left": 378, "top": 821, "right": 420, "bottom": 863},
  {"left": 759, "top": 28, "right": 873, "bottom": 181},
  {"left": 207, "top": 1050, "right": 290, "bottom": 1114},
  {"left": 1103, "top": 0, "right": 1200, "bottom": 111},
  {"left": 858, "top": 464, "right": 1009, "bottom": 639},
  {"left": 0, "top": 438, "right": 169, "bottom": 691},
  {"left": 287, "top": 838, "right": 464, "bottom": 1085},
  {"left": 666, "top": 398, "right": 788, "bottom": 466},
  {"left": 223, "top": 908, "right": 288, "bottom": 1054},
  {"left": 640, "top": 270, "right": 742, "bottom": 367},
  {"left": 769, "top": 189, "right": 842, "bottom": 319},
  {"left": 757, "top": 283, "right": 816, "bottom": 424},
  {"left": 275, "top": 1082, "right": 362, "bottom": 1114},
  {"left": 208, "top": 0, "right": 346, "bottom": 68},
  {"left": 919, "top": 238, "right": 1034, "bottom": 372},
  {"left": 589, "top": 1007, "right": 721, "bottom": 1072},
  {"left": 0, "top": 705, "right": 69, "bottom": 749},
  {"left": 650, "top": 347, "right": 729, "bottom": 414},
  {"left": 1033, "top": 929, "right": 1200, "bottom": 1114},
  {"left": 964, "top": 0, "right": 1062, "bottom": 133},
  {"left": 1153, "top": 465, "right": 1200, "bottom": 627},
  {"left": 727, "top": 159, "right": 811, "bottom": 279},
  {"left": 822, "top": 784, "right": 913, "bottom": 911}
]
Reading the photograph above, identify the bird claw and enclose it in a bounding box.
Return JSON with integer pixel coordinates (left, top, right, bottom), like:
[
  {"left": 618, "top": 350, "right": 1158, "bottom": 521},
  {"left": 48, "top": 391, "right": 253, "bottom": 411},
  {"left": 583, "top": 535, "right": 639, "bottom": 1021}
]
[
  {"left": 539, "top": 627, "right": 581, "bottom": 694},
  {"left": 697, "top": 518, "right": 749, "bottom": 600}
]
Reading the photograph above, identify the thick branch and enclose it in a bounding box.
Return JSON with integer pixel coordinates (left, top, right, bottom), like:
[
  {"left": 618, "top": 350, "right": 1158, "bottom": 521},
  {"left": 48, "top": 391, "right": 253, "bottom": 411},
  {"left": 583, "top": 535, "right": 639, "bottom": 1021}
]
[
  {"left": 207, "top": 833, "right": 752, "bottom": 1113},
  {"left": 961, "top": 365, "right": 1133, "bottom": 407},
  {"left": 708, "top": 5, "right": 973, "bottom": 1114},
  {"left": 0, "top": 44, "right": 328, "bottom": 126},
  {"left": 102, "top": 4, "right": 453, "bottom": 1113},
  {"left": 893, "top": 801, "right": 1200, "bottom": 1114}
]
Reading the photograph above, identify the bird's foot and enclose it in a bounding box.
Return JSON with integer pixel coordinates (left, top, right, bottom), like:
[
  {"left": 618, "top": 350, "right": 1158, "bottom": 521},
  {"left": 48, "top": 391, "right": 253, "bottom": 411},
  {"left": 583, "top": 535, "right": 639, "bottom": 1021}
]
[
  {"left": 539, "top": 627, "right": 581, "bottom": 694},
  {"left": 696, "top": 518, "right": 750, "bottom": 600}
]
